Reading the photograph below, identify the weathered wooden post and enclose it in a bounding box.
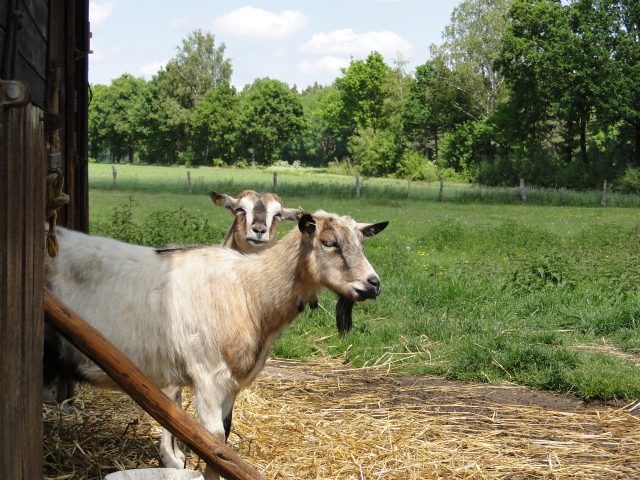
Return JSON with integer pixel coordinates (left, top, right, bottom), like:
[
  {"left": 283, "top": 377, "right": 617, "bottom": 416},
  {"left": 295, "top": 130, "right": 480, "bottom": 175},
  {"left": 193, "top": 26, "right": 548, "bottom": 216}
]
[
  {"left": 186, "top": 170, "right": 193, "bottom": 194},
  {"left": 112, "top": 165, "right": 117, "bottom": 189},
  {"left": 355, "top": 172, "right": 361, "bottom": 198},
  {"left": 600, "top": 179, "right": 607, "bottom": 207},
  {"left": 272, "top": 172, "right": 278, "bottom": 193},
  {"left": 438, "top": 176, "right": 444, "bottom": 202},
  {"left": 518, "top": 178, "right": 527, "bottom": 202}
]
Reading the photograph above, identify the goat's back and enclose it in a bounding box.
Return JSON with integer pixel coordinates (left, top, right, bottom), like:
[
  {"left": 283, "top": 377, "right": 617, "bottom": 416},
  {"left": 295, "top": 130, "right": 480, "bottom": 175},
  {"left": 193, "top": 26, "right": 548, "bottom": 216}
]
[{"left": 46, "top": 227, "right": 247, "bottom": 388}]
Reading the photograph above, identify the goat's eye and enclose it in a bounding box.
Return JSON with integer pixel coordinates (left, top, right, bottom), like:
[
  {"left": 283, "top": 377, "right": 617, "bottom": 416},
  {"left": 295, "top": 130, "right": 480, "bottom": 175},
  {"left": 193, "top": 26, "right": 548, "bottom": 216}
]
[
  {"left": 235, "top": 208, "right": 245, "bottom": 215},
  {"left": 321, "top": 239, "right": 338, "bottom": 249},
  {"left": 273, "top": 213, "right": 282, "bottom": 220}
]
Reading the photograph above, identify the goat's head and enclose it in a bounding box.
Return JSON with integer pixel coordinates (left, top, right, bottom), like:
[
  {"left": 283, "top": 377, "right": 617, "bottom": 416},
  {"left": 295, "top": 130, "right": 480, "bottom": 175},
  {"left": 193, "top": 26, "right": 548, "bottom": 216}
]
[
  {"left": 210, "top": 190, "right": 301, "bottom": 252},
  {"left": 298, "top": 211, "right": 388, "bottom": 303}
]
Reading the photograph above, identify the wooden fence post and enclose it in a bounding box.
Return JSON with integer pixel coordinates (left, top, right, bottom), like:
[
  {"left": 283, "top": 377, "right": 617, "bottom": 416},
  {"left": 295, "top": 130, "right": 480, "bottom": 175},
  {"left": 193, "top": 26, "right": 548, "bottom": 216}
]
[
  {"left": 355, "top": 172, "right": 361, "bottom": 198},
  {"left": 518, "top": 178, "right": 527, "bottom": 202},
  {"left": 111, "top": 165, "right": 117, "bottom": 189},
  {"left": 186, "top": 170, "right": 193, "bottom": 194},
  {"left": 600, "top": 179, "right": 607, "bottom": 207},
  {"left": 438, "top": 176, "right": 444, "bottom": 202},
  {"left": 272, "top": 172, "right": 277, "bottom": 193}
]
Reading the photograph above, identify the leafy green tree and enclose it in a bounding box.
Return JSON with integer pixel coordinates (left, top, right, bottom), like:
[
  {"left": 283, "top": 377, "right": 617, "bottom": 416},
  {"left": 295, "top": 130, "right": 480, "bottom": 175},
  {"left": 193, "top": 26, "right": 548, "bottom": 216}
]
[
  {"left": 152, "top": 30, "right": 232, "bottom": 164},
  {"left": 319, "top": 86, "right": 350, "bottom": 160},
  {"left": 440, "top": 119, "right": 498, "bottom": 174},
  {"left": 595, "top": 0, "right": 640, "bottom": 167},
  {"left": 436, "top": 0, "right": 513, "bottom": 120},
  {"left": 88, "top": 84, "right": 111, "bottom": 160},
  {"left": 191, "top": 82, "right": 240, "bottom": 165},
  {"left": 499, "top": 0, "right": 611, "bottom": 167},
  {"left": 335, "top": 52, "right": 391, "bottom": 137},
  {"left": 348, "top": 127, "right": 399, "bottom": 176},
  {"left": 88, "top": 74, "right": 147, "bottom": 162},
  {"left": 155, "top": 30, "right": 232, "bottom": 110},
  {"left": 238, "top": 78, "right": 305, "bottom": 165},
  {"left": 133, "top": 80, "right": 177, "bottom": 164},
  {"left": 379, "top": 57, "right": 414, "bottom": 165},
  {"left": 285, "top": 83, "right": 340, "bottom": 165},
  {"left": 403, "top": 58, "right": 469, "bottom": 159}
]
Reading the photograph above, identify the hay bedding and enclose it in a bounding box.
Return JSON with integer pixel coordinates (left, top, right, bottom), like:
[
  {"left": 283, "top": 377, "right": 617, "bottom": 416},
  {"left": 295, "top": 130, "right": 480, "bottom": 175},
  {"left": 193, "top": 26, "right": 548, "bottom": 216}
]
[{"left": 44, "top": 358, "right": 640, "bottom": 480}]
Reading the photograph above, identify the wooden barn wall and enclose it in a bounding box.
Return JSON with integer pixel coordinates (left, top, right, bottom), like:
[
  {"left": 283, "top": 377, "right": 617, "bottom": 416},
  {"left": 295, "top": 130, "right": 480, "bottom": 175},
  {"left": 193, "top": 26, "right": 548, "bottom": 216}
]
[
  {"left": 0, "top": 104, "right": 46, "bottom": 480},
  {"left": 1, "top": 0, "right": 49, "bottom": 108},
  {"left": 48, "top": 0, "right": 89, "bottom": 232},
  {"left": 1, "top": 0, "right": 89, "bottom": 477}
]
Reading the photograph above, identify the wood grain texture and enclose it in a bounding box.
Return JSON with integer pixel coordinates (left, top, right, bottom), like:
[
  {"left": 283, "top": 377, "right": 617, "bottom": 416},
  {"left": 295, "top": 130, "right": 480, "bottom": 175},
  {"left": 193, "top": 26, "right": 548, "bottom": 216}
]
[{"left": 0, "top": 103, "right": 46, "bottom": 479}]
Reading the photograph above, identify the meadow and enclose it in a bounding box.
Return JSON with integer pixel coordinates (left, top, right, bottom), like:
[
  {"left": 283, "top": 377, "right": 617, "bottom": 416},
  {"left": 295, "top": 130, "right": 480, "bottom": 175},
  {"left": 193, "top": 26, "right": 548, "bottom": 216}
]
[{"left": 89, "top": 163, "right": 640, "bottom": 402}]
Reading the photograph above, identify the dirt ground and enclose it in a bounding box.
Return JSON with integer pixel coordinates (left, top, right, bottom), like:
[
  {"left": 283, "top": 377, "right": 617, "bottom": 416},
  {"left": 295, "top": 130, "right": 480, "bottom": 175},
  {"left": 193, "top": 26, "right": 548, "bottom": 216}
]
[{"left": 44, "top": 358, "right": 640, "bottom": 480}]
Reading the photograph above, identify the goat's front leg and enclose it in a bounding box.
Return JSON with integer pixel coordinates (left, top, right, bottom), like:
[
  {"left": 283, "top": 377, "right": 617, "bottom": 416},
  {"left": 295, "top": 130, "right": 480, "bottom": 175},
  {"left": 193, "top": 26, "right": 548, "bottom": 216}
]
[
  {"left": 223, "top": 406, "right": 233, "bottom": 440},
  {"left": 195, "top": 384, "right": 235, "bottom": 480},
  {"left": 159, "top": 385, "right": 186, "bottom": 468}
]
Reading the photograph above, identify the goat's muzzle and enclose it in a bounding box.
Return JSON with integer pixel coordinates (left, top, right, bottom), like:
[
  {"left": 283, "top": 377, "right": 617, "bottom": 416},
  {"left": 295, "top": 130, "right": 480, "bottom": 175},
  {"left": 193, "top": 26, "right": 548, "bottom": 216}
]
[
  {"left": 246, "top": 237, "right": 268, "bottom": 246},
  {"left": 354, "top": 275, "right": 380, "bottom": 301}
]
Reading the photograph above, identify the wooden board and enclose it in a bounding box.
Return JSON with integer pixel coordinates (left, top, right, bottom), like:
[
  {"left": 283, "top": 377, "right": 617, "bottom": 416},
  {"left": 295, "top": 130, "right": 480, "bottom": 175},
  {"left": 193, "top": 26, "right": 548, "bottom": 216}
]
[{"left": 0, "top": 102, "right": 46, "bottom": 479}]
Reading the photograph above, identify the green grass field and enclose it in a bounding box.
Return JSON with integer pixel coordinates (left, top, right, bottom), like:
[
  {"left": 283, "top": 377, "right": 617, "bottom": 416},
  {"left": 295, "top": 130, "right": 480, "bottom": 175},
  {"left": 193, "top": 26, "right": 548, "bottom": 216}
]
[{"left": 89, "top": 163, "right": 640, "bottom": 402}]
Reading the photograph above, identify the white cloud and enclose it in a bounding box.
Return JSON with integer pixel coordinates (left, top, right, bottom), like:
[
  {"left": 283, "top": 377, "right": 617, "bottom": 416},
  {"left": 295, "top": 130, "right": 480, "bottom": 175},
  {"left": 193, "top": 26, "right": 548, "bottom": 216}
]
[
  {"left": 139, "top": 61, "right": 167, "bottom": 78},
  {"left": 89, "top": 1, "right": 114, "bottom": 27},
  {"left": 301, "top": 28, "right": 411, "bottom": 58},
  {"left": 298, "top": 56, "right": 349, "bottom": 75},
  {"left": 213, "top": 6, "right": 308, "bottom": 40}
]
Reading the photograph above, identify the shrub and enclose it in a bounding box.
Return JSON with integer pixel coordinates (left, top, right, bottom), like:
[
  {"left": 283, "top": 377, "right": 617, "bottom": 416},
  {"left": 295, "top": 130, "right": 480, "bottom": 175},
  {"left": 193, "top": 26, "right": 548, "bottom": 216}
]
[
  {"left": 396, "top": 150, "right": 439, "bottom": 181},
  {"left": 617, "top": 167, "right": 640, "bottom": 194},
  {"left": 91, "top": 198, "right": 226, "bottom": 247},
  {"left": 326, "top": 159, "right": 356, "bottom": 175},
  {"left": 348, "top": 127, "right": 399, "bottom": 176}
]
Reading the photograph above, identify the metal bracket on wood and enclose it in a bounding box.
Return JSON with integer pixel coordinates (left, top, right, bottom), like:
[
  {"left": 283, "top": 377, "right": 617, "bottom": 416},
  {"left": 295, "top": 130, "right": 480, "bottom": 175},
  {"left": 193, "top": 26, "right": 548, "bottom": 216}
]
[{"left": 0, "top": 79, "right": 30, "bottom": 108}]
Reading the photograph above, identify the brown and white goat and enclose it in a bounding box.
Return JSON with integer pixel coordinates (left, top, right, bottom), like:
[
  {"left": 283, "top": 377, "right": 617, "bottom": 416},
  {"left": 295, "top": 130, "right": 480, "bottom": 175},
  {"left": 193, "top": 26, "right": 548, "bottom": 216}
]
[
  {"left": 159, "top": 190, "right": 301, "bottom": 468},
  {"left": 45, "top": 211, "right": 387, "bottom": 480}
]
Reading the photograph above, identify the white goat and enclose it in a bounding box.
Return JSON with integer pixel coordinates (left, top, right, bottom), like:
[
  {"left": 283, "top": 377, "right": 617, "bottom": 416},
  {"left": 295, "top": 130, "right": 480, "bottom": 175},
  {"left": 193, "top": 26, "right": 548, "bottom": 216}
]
[
  {"left": 159, "top": 190, "right": 301, "bottom": 468},
  {"left": 45, "top": 211, "right": 388, "bottom": 480}
]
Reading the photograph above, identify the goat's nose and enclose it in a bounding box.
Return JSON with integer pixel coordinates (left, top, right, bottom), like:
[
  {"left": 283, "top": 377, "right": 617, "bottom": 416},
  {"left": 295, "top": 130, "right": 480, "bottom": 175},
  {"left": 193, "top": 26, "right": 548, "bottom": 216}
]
[
  {"left": 367, "top": 275, "right": 380, "bottom": 289},
  {"left": 252, "top": 224, "right": 267, "bottom": 235}
]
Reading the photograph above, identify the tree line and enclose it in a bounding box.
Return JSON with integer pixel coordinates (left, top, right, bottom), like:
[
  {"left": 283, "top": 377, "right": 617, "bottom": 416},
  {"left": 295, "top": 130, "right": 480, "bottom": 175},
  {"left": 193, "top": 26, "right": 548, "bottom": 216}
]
[{"left": 89, "top": 0, "right": 640, "bottom": 190}]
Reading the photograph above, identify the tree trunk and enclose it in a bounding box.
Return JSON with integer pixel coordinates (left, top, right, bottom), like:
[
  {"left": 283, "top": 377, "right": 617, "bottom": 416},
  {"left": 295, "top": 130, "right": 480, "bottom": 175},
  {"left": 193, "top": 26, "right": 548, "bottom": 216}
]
[
  {"left": 433, "top": 129, "right": 439, "bottom": 160},
  {"left": 564, "top": 118, "right": 573, "bottom": 164},
  {"left": 635, "top": 121, "right": 640, "bottom": 167},
  {"left": 580, "top": 116, "right": 588, "bottom": 164},
  {"left": 128, "top": 147, "right": 134, "bottom": 164}
]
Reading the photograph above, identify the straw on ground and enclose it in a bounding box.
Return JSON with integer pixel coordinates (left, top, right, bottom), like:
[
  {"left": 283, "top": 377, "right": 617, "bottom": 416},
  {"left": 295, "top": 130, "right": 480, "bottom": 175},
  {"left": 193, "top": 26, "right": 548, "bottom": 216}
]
[{"left": 44, "top": 357, "right": 640, "bottom": 480}]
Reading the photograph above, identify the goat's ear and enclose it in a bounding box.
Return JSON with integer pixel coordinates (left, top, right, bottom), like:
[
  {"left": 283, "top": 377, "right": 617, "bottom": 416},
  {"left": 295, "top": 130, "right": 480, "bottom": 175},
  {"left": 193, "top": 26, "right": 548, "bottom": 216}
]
[
  {"left": 358, "top": 221, "right": 389, "bottom": 238},
  {"left": 209, "top": 192, "right": 237, "bottom": 212},
  {"left": 298, "top": 213, "right": 316, "bottom": 236},
  {"left": 281, "top": 207, "right": 304, "bottom": 221}
]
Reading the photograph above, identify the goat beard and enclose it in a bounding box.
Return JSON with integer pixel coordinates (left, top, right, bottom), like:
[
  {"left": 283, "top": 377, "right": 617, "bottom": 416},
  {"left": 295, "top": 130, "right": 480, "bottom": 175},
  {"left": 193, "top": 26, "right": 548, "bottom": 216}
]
[{"left": 336, "top": 295, "right": 355, "bottom": 336}]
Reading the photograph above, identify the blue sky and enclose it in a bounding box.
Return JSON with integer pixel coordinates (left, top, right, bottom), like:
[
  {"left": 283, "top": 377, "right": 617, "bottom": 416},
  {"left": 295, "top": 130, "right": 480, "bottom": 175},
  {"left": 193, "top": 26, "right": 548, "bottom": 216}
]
[{"left": 89, "top": 0, "right": 461, "bottom": 90}]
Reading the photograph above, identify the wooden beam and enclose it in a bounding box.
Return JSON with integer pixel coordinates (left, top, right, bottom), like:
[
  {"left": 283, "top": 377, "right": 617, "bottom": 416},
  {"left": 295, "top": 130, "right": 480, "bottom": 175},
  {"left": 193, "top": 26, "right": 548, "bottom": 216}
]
[
  {"left": 43, "top": 289, "right": 263, "bottom": 480},
  {"left": 1, "top": 101, "right": 46, "bottom": 480}
]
